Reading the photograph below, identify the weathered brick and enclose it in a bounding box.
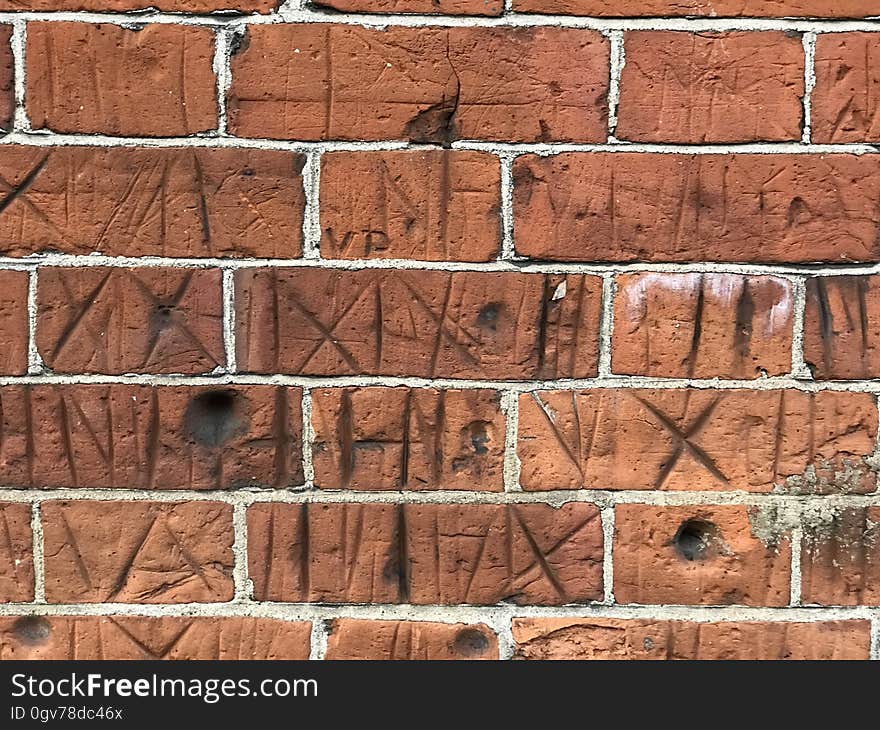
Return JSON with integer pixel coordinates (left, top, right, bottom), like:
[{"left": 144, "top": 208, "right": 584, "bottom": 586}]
[
  {"left": 614, "top": 505, "right": 791, "bottom": 606},
  {"left": 511, "top": 0, "right": 880, "bottom": 16},
  {"left": 617, "top": 32, "right": 803, "bottom": 143},
  {"left": 228, "top": 25, "right": 608, "bottom": 143},
  {"left": 325, "top": 620, "right": 499, "bottom": 659},
  {"left": 314, "top": 0, "right": 501, "bottom": 13},
  {"left": 0, "top": 147, "right": 304, "bottom": 258},
  {"left": 248, "top": 502, "right": 603, "bottom": 605},
  {"left": 801, "top": 507, "right": 880, "bottom": 606},
  {"left": 0, "top": 25, "right": 11, "bottom": 132},
  {"left": 235, "top": 269, "right": 602, "bottom": 379},
  {"left": 42, "top": 501, "right": 234, "bottom": 603},
  {"left": 512, "top": 618, "right": 871, "bottom": 660},
  {"left": 0, "top": 616, "right": 310, "bottom": 660},
  {"left": 804, "top": 276, "right": 880, "bottom": 380},
  {"left": 518, "top": 390, "right": 877, "bottom": 493},
  {"left": 320, "top": 150, "right": 500, "bottom": 262},
  {"left": 0, "top": 270, "right": 29, "bottom": 376},
  {"left": 513, "top": 154, "right": 880, "bottom": 263},
  {"left": 612, "top": 273, "right": 793, "bottom": 378},
  {"left": 37, "top": 268, "right": 223, "bottom": 375},
  {"left": 812, "top": 33, "right": 880, "bottom": 143},
  {"left": 0, "top": 504, "right": 33, "bottom": 603},
  {"left": 1, "top": 1, "right": 278, "bottom": 9},
  {"left": 0, "top": 385, "right": 303, "bottom": 490},
  {"left": 27, "top": 23, "right": 217, "bottom": 136},
  {"left": 311, "top": 387, "right": 505, "bottom": 491}
]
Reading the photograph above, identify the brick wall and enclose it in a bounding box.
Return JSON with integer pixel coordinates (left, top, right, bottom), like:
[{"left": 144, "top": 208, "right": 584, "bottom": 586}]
[{"left": 0, "top": 0, "right": 877, "bottom": 662}]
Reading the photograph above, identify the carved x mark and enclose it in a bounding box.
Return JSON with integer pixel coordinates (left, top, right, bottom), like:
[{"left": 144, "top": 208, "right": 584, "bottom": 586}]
[{"left": 635, "top": 396, "right": 730, "bottom": 489}]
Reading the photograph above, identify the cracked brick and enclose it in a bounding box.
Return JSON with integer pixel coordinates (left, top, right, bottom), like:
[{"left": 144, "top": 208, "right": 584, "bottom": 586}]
[{"left": 228, "top": 24, "right": 608, "bottom": 143}]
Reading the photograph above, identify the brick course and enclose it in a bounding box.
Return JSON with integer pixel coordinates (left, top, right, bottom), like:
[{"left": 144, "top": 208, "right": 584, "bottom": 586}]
[{"left": 2, "top": 0, "right": 879, "bottom": 664}]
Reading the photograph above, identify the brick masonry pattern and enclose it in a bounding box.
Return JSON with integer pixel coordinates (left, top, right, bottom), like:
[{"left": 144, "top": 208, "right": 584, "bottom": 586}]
[{"left": 0, "top": 1, "right": 878, "bottom": 662}]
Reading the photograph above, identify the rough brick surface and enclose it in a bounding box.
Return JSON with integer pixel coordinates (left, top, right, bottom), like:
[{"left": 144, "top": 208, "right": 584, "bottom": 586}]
[
  {"left": 325, "top": 620, "right": 499, "bottom": 659},
  {"left": 511, "top": 0, "right": 880, "bottom": 16},
  {"left": 311, "top": 387, "right": 505, "bottom": 491},
  {"left": 27, "top": 23, "right": 217, "bottom": 137},
  {"left": 37, "top": 268, "right": 224, "bottom": 375},
  {"left": 320, "top": 150, "right": 500, "bottom": 262},
  {"left": 614, "top": 505, "right": 791, "bottom": 606},
  {"left": 0, "top": 147, "right": 305, "bottom": 258},
  {"left": 617, "top": 32, "right": 804, "bottom": 143},
  {"left": 228, "top": 25, "right": 609, "bottom": 143},
  {"left": 513, "top": 154, "right": 880, "bottom": 263},
  {"left": 0, "top": 503, "right": 34, "bottom": 603},
  {"left": 803, "top": 276, "right": 880, "bottom": 380},
  {"left": 812, "top": 33, "right": 880, "bottom": 143},
  {"left": 518, "top": 390, "right": 877, "bottom": 493},
  {"left": 0, "top": 385, "right": 303, "bottom": 490},
  {"left": 235, "top": 269, "right": 602, "bottom": 379},
  {"left": 512, "top": 618, "right": 871, "bottom": 659},
  {"left": 0, "top": 1, "right": 279, "bottom": 8},
  {"left": 0, "top": 270, "right": 30, "bottom": 376},
  {"left": 0, "top": 26, "right": 11, "bottom": 132},
  {"left": 248, "top": 502, "right": 603, "bottom": 605},
  {"left": 315, "top": 0, "right": 502, "bottom": 13},
  {"left": 800, "top": 507, "right": 880, "bottom": 606},
  {"left": 612, "top": 273, "right": 794, "bottom": 378},
  {"left": 42, "top": 501, "right": 234, "bottom": 603},
  {"left": 0, "top": 616, "right": 310, "bottom": 660}
]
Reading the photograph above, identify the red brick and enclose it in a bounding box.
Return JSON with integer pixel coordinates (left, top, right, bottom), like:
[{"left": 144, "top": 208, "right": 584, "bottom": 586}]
[
  {"left": 614, "top": 505, "right": 791, "bottom": 606},
  {"left": 315, "top": 0, "right": 501, "bottom": 13},
  {"left": 512, "top": 618, "right": 870, "bottom": 660},
  {"left": 801, "top": 507, "right": 880, "bottom": 606},
  {"left": 248, "top": 502, "right": 603, "bottom": 605},
  {"left": 0, "top": 26, "right": 11, "bottom": 132},
  {"left": 235, "top": 269, "right": 601, "bottom": 379},
  {"left": 512, "top": 0, "right": 880, "bottom": 16},
  {"left": 325, "top": 620, "right": 498, "bottom": 659},
  {"left": 617, "top": 32, "right": 803, "bottom": 143},
  {"left": 0, "top": 147, "right": 304, "bottom": 258},
  {"left": 42, "top": 501, "right": 234, "bottom": 603},
  {"left": 612, "top": 273, "right": 793, "bottom": 378},
  {"left": 2, "top": 1, "right": 278, "bottom": 8},
  {"left": 804, "top": 276, "right": 880, "bottom": 379},
  {"left": 518, "top": 390, "right": 877, "bottom": 493},
  {"left": 228, "top": 25, "right": 608, "bottom": 143},
  {"left": 27, "top": 23, "right": 217, "bottom": 137},
  {"left": 812, "top": 33, "right": 880, "bottom": 143},
  {"left": 513, "top": 153, "right": 880, "bottom": 263},
  {"left": 37, "top": 267, "right": 223, "bottom": 375},
  {"left": 0, "top": 616, "right": 310, "bottom": 659},
  {"left": 0, "top": 385, "right": 303, "bottom": 490},
  {"left": 320, "top": 151, "right": 500, "bottom": 262},
  {"left": 311, "top": 387, "right": 505, "bottom": 491},
  {"left": 0, "top": 503, "right": 33, "bottom": 603},
  {"left": 0, "top": 270, "right": 29, "bottom": 376}
]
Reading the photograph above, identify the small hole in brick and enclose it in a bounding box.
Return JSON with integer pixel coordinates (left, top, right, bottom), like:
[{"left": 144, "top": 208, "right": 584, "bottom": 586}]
[
  {"left": 152, "top": 304, "right": 175, "bottom": 329},
  {"left": 672, "top": 519, "right": 718, "bottom": 561},
  {"left": 452, "top": 628, "right": 490, "bottom": 657},
  {"left": 468, "top": 421, "right": 490, "bottom": 455},
  {"left": 477, "top": 303, "right": 501, "bottom": 329},
  {"left": 12, "top": 616, "right": 51, "bottom": 645},
  {"left": 184, "top": 390, "right": 248, "bottom": 448}
]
